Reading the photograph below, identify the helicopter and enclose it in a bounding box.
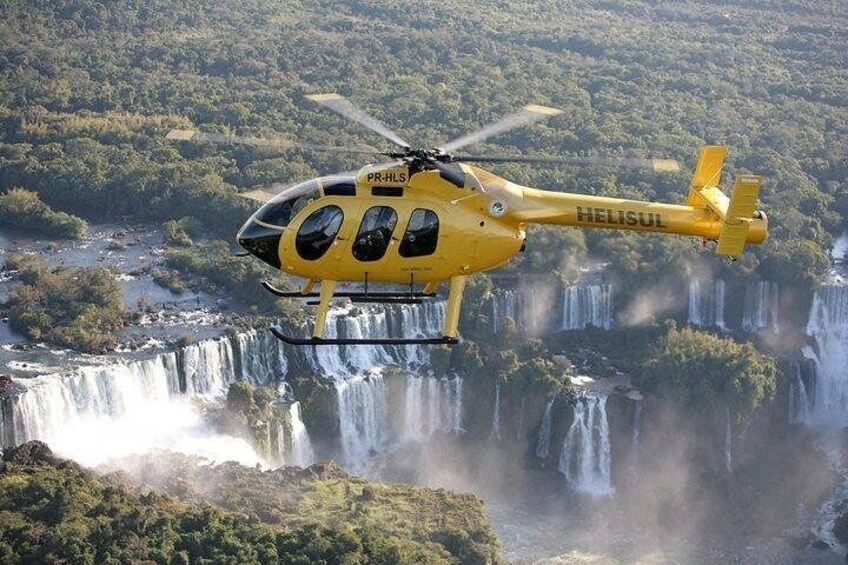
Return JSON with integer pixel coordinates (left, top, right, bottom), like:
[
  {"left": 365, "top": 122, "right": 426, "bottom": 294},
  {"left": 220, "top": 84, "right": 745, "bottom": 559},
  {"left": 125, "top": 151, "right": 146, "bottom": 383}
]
[{"left": 167, "top": 94, "right": 767, "bottom": 346}]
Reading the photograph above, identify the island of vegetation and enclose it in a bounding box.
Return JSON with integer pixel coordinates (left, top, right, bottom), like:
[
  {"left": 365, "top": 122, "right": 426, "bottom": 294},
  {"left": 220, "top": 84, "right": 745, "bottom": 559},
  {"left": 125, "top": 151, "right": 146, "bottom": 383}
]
[{"left": 3, "top": 255, "right": 126, "bottom": 353}]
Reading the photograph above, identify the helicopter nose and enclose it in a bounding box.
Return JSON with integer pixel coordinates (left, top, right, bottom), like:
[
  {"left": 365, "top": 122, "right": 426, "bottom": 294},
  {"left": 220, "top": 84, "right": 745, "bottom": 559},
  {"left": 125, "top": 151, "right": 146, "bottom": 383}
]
[{"left": 237, "top": 220, "right": 283, "bottom": 269}]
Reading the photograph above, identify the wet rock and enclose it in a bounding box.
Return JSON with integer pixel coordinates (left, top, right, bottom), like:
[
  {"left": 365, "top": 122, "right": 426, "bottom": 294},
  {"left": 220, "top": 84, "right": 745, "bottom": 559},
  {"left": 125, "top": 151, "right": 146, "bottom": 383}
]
[
  {"left": 3, "top": 441, "right": 62, "bottom": 467},
  {"left": 299, "top": 460, "right": 348, "bottom": 481},
  {"left": 811, "top": 538, "right": 831, "bottom": 550},
  {"left": 834, "top": 512, "right": 848, "bottom": 545}
]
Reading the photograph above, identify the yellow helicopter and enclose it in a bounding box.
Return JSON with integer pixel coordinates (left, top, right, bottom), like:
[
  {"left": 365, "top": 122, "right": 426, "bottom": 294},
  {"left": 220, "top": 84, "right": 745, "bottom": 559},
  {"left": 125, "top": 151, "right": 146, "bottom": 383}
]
[{"left": 167, "top": 94, "right": 767, "bottom": 345}]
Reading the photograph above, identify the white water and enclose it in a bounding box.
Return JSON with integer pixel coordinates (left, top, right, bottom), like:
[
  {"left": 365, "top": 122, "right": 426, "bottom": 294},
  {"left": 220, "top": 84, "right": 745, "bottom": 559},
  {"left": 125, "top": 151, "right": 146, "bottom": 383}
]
[
  {"left": 687, "top": 279, "right": 726, "bottom": 330},
  {"left": 3, "top": 333, "right": 294, "bottom": 467},
  {"left": 535, "top": 398, "right": 555, "bottom": 458},
  {"left": 312, "top": 302, "right": 445, "bottom": 378},
  {"left": 288, "top": 401, "right": 315, "bottom": 467},
  {"left": 804, "top": 286, "right": 848, "bottom": 425},
  {"left": 724, "top": 407, "right": 732, "bottom": 473},
  {"left": 403, "top": 375, "right": 463, "bottom": 441},
  {"left": 491, "top": 383, "right": 502, "bottom": 440},
  {"left": 563, "top": 284, "right": 613, "bottom": 330},
  {"left": 628, "top": 400, "right": 642, "bottom": 479},
  {"left": 491, "top": 289, "right": 520, "bottom": 333},
  {"left": 742, "top": 281, "right": 780, "bottom": 333},
  {"left": 790, "top": 361, "right": 812, "bottom": 426},
  {"left": 832, "top": 231, "right": 848, "bottom": 263},
  {"left": 337, "top": 372, "right": 464, "bottom": 468},
  {"left": 337, "top": 373, "right": 389, "bottom": 465},
  {"left": 558, "top": 393, "right": 613, "bottom": 496}
]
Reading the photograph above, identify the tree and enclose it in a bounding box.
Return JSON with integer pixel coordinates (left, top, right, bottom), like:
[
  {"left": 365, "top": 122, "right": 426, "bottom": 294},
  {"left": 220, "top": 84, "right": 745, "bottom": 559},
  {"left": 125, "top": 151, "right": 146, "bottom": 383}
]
[{"left": 638, "top": 324, "right": 778, "bottom": 422}]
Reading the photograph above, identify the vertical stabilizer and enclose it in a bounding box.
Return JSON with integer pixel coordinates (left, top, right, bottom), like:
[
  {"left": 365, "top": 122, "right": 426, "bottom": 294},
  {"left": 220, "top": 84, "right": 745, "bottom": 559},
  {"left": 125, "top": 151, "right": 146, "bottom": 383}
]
[
  {"left": 687, "top": 146, "right": 728, "bottom": 207},
  {"left": 715, "top": 175, "right": 764, "bottom": 257}
]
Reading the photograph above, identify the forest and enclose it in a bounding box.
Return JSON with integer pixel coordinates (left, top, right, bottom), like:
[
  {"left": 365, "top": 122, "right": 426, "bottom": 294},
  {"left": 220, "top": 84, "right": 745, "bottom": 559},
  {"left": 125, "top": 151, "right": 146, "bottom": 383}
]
[{"left": 0, "top": 0, "right": 845, "bottom": 298}]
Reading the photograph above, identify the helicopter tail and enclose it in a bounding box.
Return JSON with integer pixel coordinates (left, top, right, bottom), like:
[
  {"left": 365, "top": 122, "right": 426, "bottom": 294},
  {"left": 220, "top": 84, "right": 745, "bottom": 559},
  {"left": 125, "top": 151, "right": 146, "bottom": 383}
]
[{"left": 686, "top": 146, "right": 766, "bottom": 257}]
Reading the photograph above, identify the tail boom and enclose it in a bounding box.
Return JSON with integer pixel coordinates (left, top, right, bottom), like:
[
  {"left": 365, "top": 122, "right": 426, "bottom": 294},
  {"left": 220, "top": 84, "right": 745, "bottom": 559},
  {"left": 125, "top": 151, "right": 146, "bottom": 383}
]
[{"left": 511, "top": 145, "right": 767, "bottom": 255}]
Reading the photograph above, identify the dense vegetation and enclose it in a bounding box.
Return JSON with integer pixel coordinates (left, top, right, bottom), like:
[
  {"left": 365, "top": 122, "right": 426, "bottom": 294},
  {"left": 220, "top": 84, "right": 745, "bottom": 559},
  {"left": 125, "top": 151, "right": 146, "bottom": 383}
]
[
  {"left": 0, "top": 187, "right": 87, "bottom": 239},
  {"left": 3, "top": 255, "right": 126, "bottom": 352},
  {"left": 165, "top": 241, "right": 296, "bottom": 313},
  {"left": 0, "top": 442, "right": 502, "bottom": 564},
  {"left": 0, "top": 0, "right": 844, "bottom": 295}
]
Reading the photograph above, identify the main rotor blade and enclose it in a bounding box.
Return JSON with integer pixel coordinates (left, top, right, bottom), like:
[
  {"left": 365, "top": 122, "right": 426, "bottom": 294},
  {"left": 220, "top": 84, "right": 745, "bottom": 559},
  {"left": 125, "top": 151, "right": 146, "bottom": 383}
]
[
  {"left": 166, "top": 129, "right": 382, "bottom": 155},
  {"left": 306, "top": 93, "right": 411, "bottom": 149},
  {"left": 454, "top": 154, "right": 681, "bottom": 173},
  {"left": 439, "top": 104, "right": 563, "bottom": 153}
]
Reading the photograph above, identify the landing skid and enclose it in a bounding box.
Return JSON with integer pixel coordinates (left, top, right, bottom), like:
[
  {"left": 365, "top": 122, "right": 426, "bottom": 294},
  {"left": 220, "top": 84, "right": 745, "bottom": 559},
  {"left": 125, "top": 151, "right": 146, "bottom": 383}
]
[
  {"left": 269, "top": 326, "right": 458, "bottom": 346},
  {"left": 262, "top": 280, "right": 435, "bottom": 302}
]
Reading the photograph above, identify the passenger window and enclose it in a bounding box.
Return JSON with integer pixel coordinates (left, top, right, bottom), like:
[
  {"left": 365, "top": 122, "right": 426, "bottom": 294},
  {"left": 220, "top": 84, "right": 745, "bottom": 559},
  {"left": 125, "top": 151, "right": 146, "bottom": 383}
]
[
  {"left": 353, "top": 206, "right": 398, "bottom": 262},
  {"left": 295, "top": 205, "right": 343, "bottom": 261},
  {"left": 399, "top": 209, "right": 439, "bottom": 258}
]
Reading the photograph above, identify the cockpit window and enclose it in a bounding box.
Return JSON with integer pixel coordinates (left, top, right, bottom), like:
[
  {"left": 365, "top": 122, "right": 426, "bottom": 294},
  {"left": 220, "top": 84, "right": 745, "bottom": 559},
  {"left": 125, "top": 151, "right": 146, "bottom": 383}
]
[
  {"left": 295, "top": 205, "right": 344, "bottom": 261},
  {"left": 353, "top": 206, "right": 397, "bottom": 262},
  {"left": 252, "top": 176, "right": 354, "bottom": 227}
]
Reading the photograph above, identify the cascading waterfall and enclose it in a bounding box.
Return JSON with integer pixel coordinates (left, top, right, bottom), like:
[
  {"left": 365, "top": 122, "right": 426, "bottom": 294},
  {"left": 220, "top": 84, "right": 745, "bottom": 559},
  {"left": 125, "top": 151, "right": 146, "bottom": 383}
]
[
  {"left": 336, "top": 373, "right": 389, "bottom": 465},
  {"left": 628, "top": 400, "right": 642, "bottom": 478},
  {"left": 491, "top": 383, "right": 502, "bottom": 440},
  {"left": 558, "top": 393, "right": 613, "bottom": 496},
  {"left": 724, "top": 407, "right": 732, "bottom": 473},
  {"left": 338, "top": 372, "right": 464, "bottom": 466},
  {"left": 491, "top": 289, "right": 520, "bottom": 333},
  {"left": 790, "top": 361, "right": 812, "bottom": 425},
  {"left": 535, "top": 398, "right": 555, "bottom": 458},
  {"left": 403, "top": 375, "right": 463, "bottom": 441},
  {"left": 687, "top": 279, "right": 727, "bottom": 330},
  {"left": 742, "top": 281, "right": 779, "bottom": 333},
  {"left": 288, "top": 401, "right": 315, "bottom": 467},
  {"left": 803, "top": 285, "right": 848, "bottom": 424},
  {"left": 312, "top": 302, "right": 446, "bottom": 377},
  {"left": 562, "top": 284, "right": 613, "bottom": 330},
  {"left": 2, "top": 333, "right": 294, "bottom": 467}
]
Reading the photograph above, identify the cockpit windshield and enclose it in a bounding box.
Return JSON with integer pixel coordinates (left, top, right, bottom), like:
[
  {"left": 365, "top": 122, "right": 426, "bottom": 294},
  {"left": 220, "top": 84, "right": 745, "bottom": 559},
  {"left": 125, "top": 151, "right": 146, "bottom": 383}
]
[{"left": 253, "top": 176, "right": 356, "bottom": 228}]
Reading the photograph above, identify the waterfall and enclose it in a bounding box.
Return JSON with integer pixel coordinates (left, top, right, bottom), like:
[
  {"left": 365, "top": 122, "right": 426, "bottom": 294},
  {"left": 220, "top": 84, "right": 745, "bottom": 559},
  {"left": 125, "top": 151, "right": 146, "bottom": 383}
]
[
  {"left": 336, "top": 373, "right": 389, "bottom": 465},
  {"left": 562, "top": 284, "right": 613, "bottom": 330},
  {"left": 491, "top": 289, "right": 520, "bottom": 333},
  {"left": 402, "top": 375, "right": 463, "bottom": 442},
  {"left": 628, "top": 400, "right": 642, "bottom": 478},
  {"left": 558, "top": 393, "right": 613, "bottom": 496},
  {"left": 803, "top": 286, "right": 848, "bottom": 424},
  {"left": 535, "top": 398, "right": 554, "bottom": 458},
  {"left": 832, "top": 231, "right": 848, "bottom": 263},
  {"left": 234, "top": 330, "right": 287, "bottom": 384},
  {"left": 274, "top": 419, "right": 286, "bottom": 466},
  {"left": 337, "top": 372, "right": 463, "bottom": 466},
  {"left": 715, "top": 280, "right": 726, "bottom": 329},
  {"left": 790, "top": 361, "right": 812, "bottom": 425},
  {"left": 687, "top": 279, "right": 727, "bottom": 330},
  {"left": 288, "top": 401, "right": 315, "bottom": 467},
  {"left": 724, "top": 407, "right": 732, "bottom": 473},
  {"left": 1, "top": 333, "right": 288, "bottom": 466},
  {"left": 688, "top": 280, "right": 703, "bottom": 327},
  {"left": 742, "top": 281, "right": 779, "bottom": 333},
  {"left": 491, "top": 383, "right": 502, "bottom": 440},
  {"left": 310, "top": 302, "right": 445, "bottom": 378}
]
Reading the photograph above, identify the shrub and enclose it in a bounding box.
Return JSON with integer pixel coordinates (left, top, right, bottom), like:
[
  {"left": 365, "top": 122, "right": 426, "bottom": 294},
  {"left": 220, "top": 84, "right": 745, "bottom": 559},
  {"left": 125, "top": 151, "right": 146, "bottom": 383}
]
[{"left": 0, "top": 188, "right": 87, "bottom": 239}]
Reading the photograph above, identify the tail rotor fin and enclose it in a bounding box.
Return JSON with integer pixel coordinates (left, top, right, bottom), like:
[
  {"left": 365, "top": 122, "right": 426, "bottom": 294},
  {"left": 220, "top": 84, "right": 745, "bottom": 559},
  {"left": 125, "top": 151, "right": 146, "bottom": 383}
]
[
  {"left": 715, "top": 175, "right": 764, "bottom": 257},
  {"left": 685, "top": 146, "right": 767, "bottom": 257},
  {"left": 686, "top": 145, "right": 727, "bottom": 207}
]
